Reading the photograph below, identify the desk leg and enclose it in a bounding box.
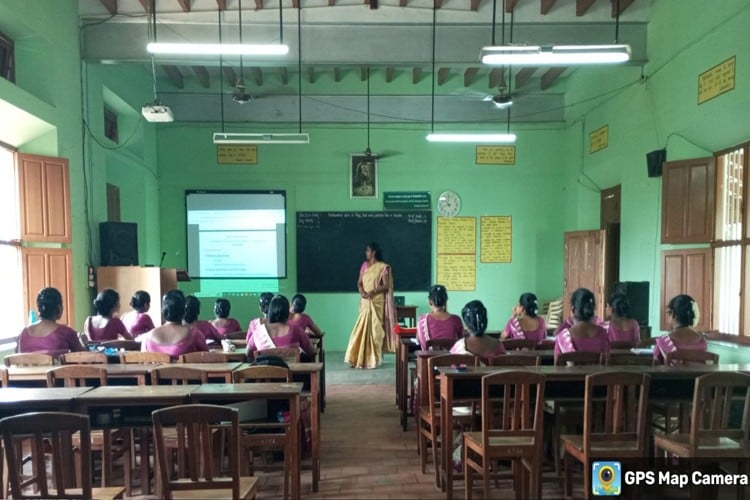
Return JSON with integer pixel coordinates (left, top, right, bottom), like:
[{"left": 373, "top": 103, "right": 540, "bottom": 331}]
[
  {"left": 290, "top": 394, "right": 301, "bottom": 500},
  {"left": 318, "top": 340, "right": 326, "bottom": 413},
  {"left": 399, "top": 343, "right": 408, "bottom": 431},
  {"left": 395, "top": 344, "right": 402, "bottom": 406},
  {"left": 441, "top": 392, "right": 453, "bottom": 499},
  {"left": 311, "top": 371, "right": 320, "bottom": 492},
  {"left": 139, "top": 427, "right": 151, "bottom": 495}
]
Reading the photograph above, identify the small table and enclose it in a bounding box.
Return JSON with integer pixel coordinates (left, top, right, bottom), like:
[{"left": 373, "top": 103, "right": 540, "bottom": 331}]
[
  {"left": 8, "top": 363, "right": 165, "bottom": 386},
  {"left": 396, "top": 305, "right": 418, "bottom": 327}
]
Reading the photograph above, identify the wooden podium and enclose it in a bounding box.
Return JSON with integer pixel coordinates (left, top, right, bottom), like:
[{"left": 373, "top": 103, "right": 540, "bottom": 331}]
[{"left": 96, "top": 266, "right": 181, "bottom": 325}]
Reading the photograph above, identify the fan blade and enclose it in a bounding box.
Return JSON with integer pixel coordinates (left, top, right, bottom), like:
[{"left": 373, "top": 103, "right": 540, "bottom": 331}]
[{"left": 371, "top": 150, "right": 402, "bottom": 160}]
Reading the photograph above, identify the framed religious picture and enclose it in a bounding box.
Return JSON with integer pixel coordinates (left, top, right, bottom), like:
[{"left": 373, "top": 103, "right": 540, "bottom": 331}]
[{"left": 350, "top": 154, "right": 377, "bottom": 198}]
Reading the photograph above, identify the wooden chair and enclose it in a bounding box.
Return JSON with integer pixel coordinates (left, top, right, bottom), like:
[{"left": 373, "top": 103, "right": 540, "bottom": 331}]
[
  {"left": 609, "top": 340, "right": 637, "bottom": 350},
  {"left": 3, "top": 353, "right": 54, "bottom": 367},
  {"left": 562, "top": 371, "right": 651, "bottom": 500},
  {"left": 233, "top": 365, "right": 291, "bottom": 383},
  {"left": 255, "top": 348, "right": 300, "bottom": 363},
  {"left": 463, "top": 371, "right": 546, "bottom": 500},
  {"left": 59, "top": 351, "right": 107, "bottom": 364},
  {"left": 45, "top": 365, "right": 132, "bottom": 494},
  {"left": 151, "top": 366, "right": 209, "bottom": 385},
  {"left": 0, "top": 411, "right": 125, "bottom": 499},
  {"left": 501, "top": 338, "right": 536, "bottom": 351},
  {"left": 606, "top": 352, "right": 654, "bottom": 366},
  {"left": 535, "top": 339, "right": 556, "bottom": 351},
  {"left": 425, "top": 338, "right": 456, "bottom": 351},
  {"left": 486, "top": 354, "right": 541, "bottom": 367},
  {"left": 548, "top": 350, "right": 603, "bottom": 477},
  {"left": 179, "top": 351, "right": 228, "bottom": 364},
  {"left": 119, "top": 351, "right": 171, "bottom": 364},
  {"left": 654, "top": 372, "right": 750, "bottom": 500},
  {"left": 417, "top": 353, "right": 477, "bottom": 487},
  {"left": 0, "top": 367, "right": 7, "bottom": 387},
  {"left": 224, "top": 331, "right": 246, "bottom": 340},
  {"left": 151, "top": 404, "right": 258, "bottom": 499},
  {"left": 99, "top": 340, "right": 141, "bottom": 351},
  {"left": 665, "top": 349, "right": 719, "bottom": 365}
]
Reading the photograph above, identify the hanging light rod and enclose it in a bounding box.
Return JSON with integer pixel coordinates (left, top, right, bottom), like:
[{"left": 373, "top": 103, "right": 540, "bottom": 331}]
[
  {"left": 213, "top": 133, "right": 309, "bottom": 144},
  {"left": 147, "top": 42, "right": 289, "bottom": 56},
  {"left": 480, "top": 44, "right": 630, "bottom": 66},
  {"left": 426, "top": 132, "right": 516, "bottom": 143}
]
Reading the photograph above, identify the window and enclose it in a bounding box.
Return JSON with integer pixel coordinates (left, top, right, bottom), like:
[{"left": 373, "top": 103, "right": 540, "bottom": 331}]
[
  {"left": 104, "top": 107, "right": 118, "bottom": 143},
  {"left": 713, "top": 144, "right": 748, "bottom": 335},
  {"left": 0, "top": 145, "right": 23, "bottom": 341},
  {"left": 0, "top": 32, "right": 14, "bottom": 83}
]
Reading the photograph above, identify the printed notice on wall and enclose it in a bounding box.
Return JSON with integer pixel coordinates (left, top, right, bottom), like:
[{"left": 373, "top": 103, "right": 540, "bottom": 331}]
[
  {"left": 589, "top": 125, "right": 608, "bottom": 154},
  {"left": 476, "top": 146, "right": 516, "bottom": 165},
  {"left": 480, "top": 216, "right": 512, "bottom": 263},
  {"left": 698, "top": 56, "right": 736, "bottom": 105},
  {"left": 217, "top": 145, "right": 258, "bottom": 164},
  {"left": 436, "top": 254, "right": 476, "bottom": 291},
  {"left": 437, "top": 217, "right": 476, "bottom": 254}
]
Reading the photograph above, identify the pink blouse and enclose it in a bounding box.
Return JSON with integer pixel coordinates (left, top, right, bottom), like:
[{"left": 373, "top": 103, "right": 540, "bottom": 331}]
[
  {"left": 143, "top": 328, "right": 208, "bottom": 360},
  {"left": 554, "top": 315, "right": 603, "bottom": 336},
  {"left": 247, "top": 323, "right": 313, "bottom": 354},
  {"left": 504, "top": 316, "right": 546, "bottom": 343},
  {"left": 416, "top": 313, "right": 464, "bottom": 350},
  {"left": 288, "top": 313, "right": 319, "bottom": 333},
  {"left": 191, "top": 320, "right": 222, "bottom": 344},
  {"left": 85, "top": 317, "right": 129, "bottom": 342},
  {"left": 211, "top": 318, "right": 243, "bottom": 337},
  {"left": 653, "top": 334, "right": 708, "bottom": 365},
  {"left": 450, "top": 337, "right": 506, "bottom": 364},
  {"left": 606, "top": 319, "right": 640, "bottom": 345},
  {"left": 245, "top": 318, "right": 263, "bottom": 344},
  {"left": 121, "top": 311, "right": 155, "bottom": 336},
  {"left": 554, "top": 325, "right": 610, "bottom": 361},
  {"left": 17, "top": 325, "right": 81, "bottom": 357}
]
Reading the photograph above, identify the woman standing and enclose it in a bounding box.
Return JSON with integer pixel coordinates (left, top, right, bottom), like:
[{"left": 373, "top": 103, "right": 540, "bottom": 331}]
[
  {"left": 654, "top": 294, "right": 706, "bottom": 364},
  {"left": 501, "top": 292, "right": 546, "bottom": 343},
  {"left": 416, "top": 284, "right": 463, "bottom": 350},
  {"left": 344, "top": 242, "right": 397, "bottom": 369}
]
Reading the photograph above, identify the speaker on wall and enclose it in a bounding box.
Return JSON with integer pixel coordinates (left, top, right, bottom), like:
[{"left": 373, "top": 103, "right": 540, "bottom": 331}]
[
  {"left": 647, "top": 148, "right": 667, "bottom": 177},
  {"left": 613, "top": 281, "right": 650, "bottom": 327},
  {"left": 99, "top": 222, "right": 138, "bottom": 266}
]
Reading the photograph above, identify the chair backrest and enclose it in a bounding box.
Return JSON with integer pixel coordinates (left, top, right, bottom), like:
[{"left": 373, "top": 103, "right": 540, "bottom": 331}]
[
  {"left": 120, "top": 351, "right": 171, "bottom": 364},
  {"left": 544, "top": 299, "right": 564, "bottom": 334},
  {"left": 425, "top": 338, "right": 456, "bottom": 351},
  {"left": 256, "top": 348, "right": 300, "bottom": 363},
  {"left": 233, "top": 365, "right": 291, "bottom": 383},
  {"left": 486, "top": 354, "right": 541, "bottom": 367},
  {"left": 582, "top": 371, "right": 651, "bottom": 457},
  {"left": 46, "top": 365, "right": 108, "bottom": 388},
  {"left": 426, "top": 354, "right": 477, "bottom": 411},
  {"left": 152, "top": 404, "right": 241, "bottom": 499},
  {"left": 665, "top": 349, "right": 719, "bottom": 366},
  {"left": 223, "top": 331, "right": 246, "bottom": 340},
  {"left": 151, "top": 366, "right": 209, "bottom": 385},
  {"left": 555, "top": 351, "right": 602, "bottom": 366},
  {"left": 535, "top": 339, "right": 556, "bottom": 351},
  {"left": 480, "top": 371, "right": 546, "bottom": 449},
  {"left": 179, "top": 351, "right": 227, "bottom": 363},
  {"left": 610, "top": 340, "right": 637, "bottom": 350},
  {"left": 0, "top": 367, "right": 7, "bottom": 388},
  {"left": 689, "top": 372, "right": 750, "bottom": 453},
  {"left": 606, "top": 353, "right": 654, "bottom": 366},
  {"left": 59, "top": 351, "right": 107, "bottom": 364},
  {"left": 99, "top": 340, "right": 141, "bottom": 351},
  {"left": 4, "top": 353, "right": 54, "bottom": 367},
  {"left": 1, "top": 411, "right": 93, "bottom": 499},
  {"left": 501, "top": 339, "right": 537, "bottom": 351}
]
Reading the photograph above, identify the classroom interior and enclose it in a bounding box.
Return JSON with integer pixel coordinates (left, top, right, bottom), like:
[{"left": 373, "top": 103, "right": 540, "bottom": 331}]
[{"left": 1, "top": 1, "right": 750, "bottom": 498}]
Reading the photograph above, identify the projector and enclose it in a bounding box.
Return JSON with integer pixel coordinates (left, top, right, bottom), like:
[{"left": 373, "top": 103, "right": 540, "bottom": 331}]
[{"left": 141, "top": 103, "right": 174, "bottom": 122}]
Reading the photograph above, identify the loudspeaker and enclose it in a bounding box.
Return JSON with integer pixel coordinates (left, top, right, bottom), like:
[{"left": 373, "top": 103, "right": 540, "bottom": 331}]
[
  {"left": 646, "top": 149, "right": 667, "bottom": 177},
  {"left": 99, "top": 222, "right": 138, "bottom": 266},
  {"left": 613, "top": 281, "right": 649, "bottom": 327}
]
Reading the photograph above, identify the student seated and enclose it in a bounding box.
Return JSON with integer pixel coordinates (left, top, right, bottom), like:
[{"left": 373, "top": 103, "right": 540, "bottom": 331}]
[
  {"left": 120, "top": 290, "right": 155, "bottom": 336},
  {"left": 184, "top": 295, "right": 222, "bottom": 345},
  {"left": 605, "top": 292, "right": 640, "bottom": 346},
  {"left": 245, "top": 292, "right": 274, "bottom": 344},
  {"left": 288, "top": 293, "right": 323, "bottom": 336},
  {"left": 501, "top": 292, "right": 546, "bottom": 343},
  {"left": 143, "top": 290, "right": 207, "bottom": 360},
  {"left": 16, "top": 287, "right": 85, "bottom": 356},
  {"left": 554, "top": 288, "right": 604, "bottom": 335},
  {"left": 554, "top": 288, "right": 609, "bottom": 363},
  {"left": 450, "top": 300, "right": 505, "bottom": 363},
  {"left": 210, "top": 298, "right": 243, "bottom": 337},
  {"left": 246, "top": 294, "right": 315, "bottom": 358},
  {"left": 416, "top": 284, "right": 463, "bottom": 350},
  {"left": 653, "top": 294, "right": 706, "bottom": 364},
  {"left": 83, "top": 288, "right": 134, "bottom": 342}
]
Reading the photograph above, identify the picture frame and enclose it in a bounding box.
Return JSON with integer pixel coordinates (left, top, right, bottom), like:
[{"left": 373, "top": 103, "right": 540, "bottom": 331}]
[{"left": 350, "top": 154, "right": 377, "bottom": 198}]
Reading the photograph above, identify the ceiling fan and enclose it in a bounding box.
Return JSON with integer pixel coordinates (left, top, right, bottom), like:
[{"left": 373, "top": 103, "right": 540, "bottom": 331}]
[
  {"left": 232, "top": 0, "right": 252, "bottom": 104},
  {"left": 359, "top": 67, "right": 399, "bottom": 160}
]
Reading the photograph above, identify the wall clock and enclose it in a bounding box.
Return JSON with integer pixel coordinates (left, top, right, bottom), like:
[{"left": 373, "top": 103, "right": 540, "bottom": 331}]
[{"left": 437, "top": 191, "right": 461, "bottom": 217}]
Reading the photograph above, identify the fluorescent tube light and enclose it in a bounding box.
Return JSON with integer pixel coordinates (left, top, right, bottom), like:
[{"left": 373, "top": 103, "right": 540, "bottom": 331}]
[
  {"left": 480, "top": 44, "right": 631, "bottom": 66},
  {"left": 148, "top": 42, "right": 289, "bottom": 56},
  {"left": 426, "top": 133, "right": 516, "bottom": 143},
  {"left": 213, "top": 133, "right": 310, "bottom": 144}
]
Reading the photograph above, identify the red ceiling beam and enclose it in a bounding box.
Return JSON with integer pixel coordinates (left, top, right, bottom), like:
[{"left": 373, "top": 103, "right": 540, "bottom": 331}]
[
  {"left": 540, "top": 67, "right": 565, "bottom": 90},
  {"left": 576, "top": 0, "right": 596, "bottom": 16},
  {"left": 488, "top": 68, "right": 504, "bottom": 89},
  {"left": 99, "top": 0, "right": 117, "bottom": 15},
  {"left": 176, "top": 0, "right": 191, "bottom": 12},
  {"left": 437, "top": 68, "right": 450, "bottom": 86},
  {"left": 514, "top": 67, "right": 536, "bottom": 89},
  {"left": 464, "top": 67, "right": 479, "bottom": 87},
  {"left": 412, "top": 67, "right": 422, "bottom": 84},
  {"left": 191, "top": 66, "right": 210, "bottom": 88},
  {"left": 506, "top": 0, "right": 518, "bottom": 12},
  {"left": 611, "top": 0, "right": 634, "bottom": 16},
  {"left": 161, "top": 65, "right": 184, "bottom": 88},
  {"left": 216, "top": 0, "right": 227, "bottom": 10},
  {"left": 541, "top": 0, "right": 556, "bottom": 14}
]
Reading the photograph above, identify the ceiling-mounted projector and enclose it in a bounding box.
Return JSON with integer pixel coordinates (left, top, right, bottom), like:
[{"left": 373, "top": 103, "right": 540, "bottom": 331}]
[{"left": 141, "top": 102, "right": 174, "bottom": 122}]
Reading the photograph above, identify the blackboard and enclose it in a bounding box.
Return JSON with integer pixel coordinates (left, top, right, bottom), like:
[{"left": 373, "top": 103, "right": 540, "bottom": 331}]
[{"left": 296, "top": 211, "right": 431, "bottom": 292}]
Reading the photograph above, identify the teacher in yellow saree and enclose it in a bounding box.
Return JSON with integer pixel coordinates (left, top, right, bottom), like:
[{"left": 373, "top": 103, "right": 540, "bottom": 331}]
[{"left": 344, "top": 242, "right": 397, "bottom": 369}]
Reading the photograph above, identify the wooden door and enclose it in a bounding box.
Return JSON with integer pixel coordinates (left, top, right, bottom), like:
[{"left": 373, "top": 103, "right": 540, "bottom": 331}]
[
  {"left": 563, "top": 230, "right": 610, "bottom": 320},
  {"left": 21, "top": 247, "right": 74, "bottom": 327},
  {"left": 17, "top": 153, "right": 72, "bottom": 243},
  {"left": 661, "top": 248, "right": 712, "bottom": 331}
]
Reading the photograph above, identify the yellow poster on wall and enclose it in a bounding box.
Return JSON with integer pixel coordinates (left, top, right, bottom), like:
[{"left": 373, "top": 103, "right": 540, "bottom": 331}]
[
  {"left": 698, "top": 56, "right": 736, "bottom": 104},
  {"left": 437, "top": 217, "right": 476, "bottom": 254},
  {"left": 480, "top": 216, "right": 512, "bottom": 263},
  {"left": 436, "top": 254, "right": 476, "bottom": 291}
]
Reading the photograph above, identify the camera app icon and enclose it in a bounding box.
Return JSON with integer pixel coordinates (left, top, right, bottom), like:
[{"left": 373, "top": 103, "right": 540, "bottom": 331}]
[{"left": 592, "top": 461, "right": 621, "bottom": 496}]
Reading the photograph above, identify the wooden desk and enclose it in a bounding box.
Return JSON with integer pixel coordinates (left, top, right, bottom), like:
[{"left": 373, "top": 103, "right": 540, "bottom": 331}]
[
  {"left": 207, "top": 350, "right": 248, "bottom": 362},
  {"left": 308, "top": 332, "right": 326, "bottom": 413},
  {"left": 0, "top": 386, "right": 92, "bottom": 417},
  {"left": 396, "top": 332, "right": 417, "bottom": 431},
  {"left": 190, "top": 383, "right": 303, "bottom": 500},
  {"left": 396, "top": 305, "right": 418, "bottom": 327},
  {"left": 437, "top": 363, "right": 750, "bottom": 499},
  {"left": 175, "top": 362, "right": 242, "bottom": 383},
  {"left": 8, "top": 363, "right": 165, "bottom": 386}
]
